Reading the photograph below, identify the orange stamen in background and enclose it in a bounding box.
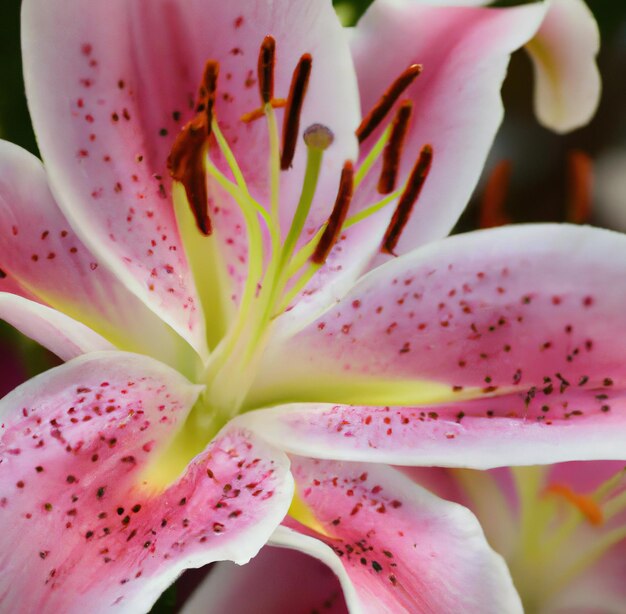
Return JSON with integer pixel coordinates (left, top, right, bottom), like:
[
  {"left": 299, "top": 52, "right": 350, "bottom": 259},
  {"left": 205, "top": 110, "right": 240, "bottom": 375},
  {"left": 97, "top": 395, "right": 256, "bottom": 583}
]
[
  {"left": 312, "top": 161, "right": 355, "bottom": 264},
  {"left": 381, "top": 144, "right": 433, "bottom": 256},
  {"left": 479, "top": 160, "right": 512, "bottom": 229},
  {"left": 566, "top": 149, "right": 593, "bottom": 224},
  {"left": 281, "top": 53, "right": 313, "bottom": 170},
  {"left": 377, "top": 100, "right": 413, "bottom": 194},
  {"left": 545, "top": 483, "right": 604, "bottom": 526},
  {"left": 356, "top": 64, "right": 422, "bottom": 144}
]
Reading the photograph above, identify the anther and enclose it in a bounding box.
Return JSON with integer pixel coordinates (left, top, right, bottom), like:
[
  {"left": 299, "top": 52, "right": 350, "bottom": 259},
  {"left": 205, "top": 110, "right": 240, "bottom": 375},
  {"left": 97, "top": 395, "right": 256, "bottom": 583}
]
[
  {"left": 567, "top": 149, "right": 592, "bottom": 224},
  {"left": 312, "top": 161, "right": 354, "bottom": 264},
  {"left": 167, "top": 59, "right": 220, "bottom": 235},
  {"left": 377, "top": 100, "right": 413, "bottom": 194},
  {"left": 258, "top": 36, "right": 276, "bottom": 105},
  {"left": 168, "top": 120, "right": 212, "bottom": 235},
  {"left": 201, "top": 60, "right": 219, "bottom": 126},
  {"left": 303, "top": 123, "right": 334, "bottom": 151},
  {"left": 281, "top": 53, "right": 313, "bottom": 170},
  {"left": 381, "top": 144, "right": 433, "bottom": 255},
  {"left": 356, "top": 64, "right": 422, "bottom": 144},
  {"left": 479, "top": 160, "right": 512, "bottom": 228}
]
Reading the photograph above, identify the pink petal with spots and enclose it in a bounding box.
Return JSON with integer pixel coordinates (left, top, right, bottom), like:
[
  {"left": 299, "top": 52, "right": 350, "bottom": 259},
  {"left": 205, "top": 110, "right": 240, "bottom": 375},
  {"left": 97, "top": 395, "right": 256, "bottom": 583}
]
[
  {"left": 0, "top": 293, "right": 113, "bottom": 361},
  {"left": 0, "top": 141, "right": 196, "bottom": 371},
  {"left": 279, "top": 458, "right": 521, "bottom": 613},
  {"left": 526, "top": 0, "right": 601, "bottom": 134},
  {"left": 242, "top": 385, "right": 626, "bottom": 469},
  {"left": 21, "top": 0, "right": 359, "bottom": 335},
  {"left": 0, "top": 351, "right": 293, "bottom": 612},
  {"left": 183, "top": 530, "right": 350, "bottom": 614},
  {"left": 278, "top": 1, "right": 547, "bottom": 330},
  {"left": 253, "top": 224, "right": 626, "bottom": 407},
  {"left": 246, "top": 224, "right": 626, "bottom": 467}
]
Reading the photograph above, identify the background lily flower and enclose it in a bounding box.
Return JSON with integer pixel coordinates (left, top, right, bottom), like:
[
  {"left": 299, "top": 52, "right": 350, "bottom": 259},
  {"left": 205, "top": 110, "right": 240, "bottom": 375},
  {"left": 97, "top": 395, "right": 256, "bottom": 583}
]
[
  {"left": 0, "top": 0, "right": 606, "bottom": 610},
  {"left": 405, "top": 461, "right": 626, "bottom": 612}
]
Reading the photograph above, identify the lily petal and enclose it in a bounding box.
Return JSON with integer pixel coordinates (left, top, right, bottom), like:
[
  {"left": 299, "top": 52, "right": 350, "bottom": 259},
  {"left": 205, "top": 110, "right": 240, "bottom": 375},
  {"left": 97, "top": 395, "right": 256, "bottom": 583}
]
[
  {"left": 0, "top": 140, "right": 197, "bottom": 372},
  {"left": 183, "top": 530, "right": 350, "bottom": 613},
  {"left": 0, "top": 293, "right": 113, "bottom": 361},
  {"left": 525, "top": 0, "right": 601, "bottom": 134},
  {"left": 247, "top": 224, "right": 626, "bottom": 467},
  {"left": 21, "top": 0, "right": 359, "bottom": 347},
  {"left": 0, "top": 351, "right": 293, "bottom": 612},
  {"left": 283, "top": 459, "right": 521, "bottom": 613},
  {"left": 254, "top": 224, "right": 626, "bottom": 402}
]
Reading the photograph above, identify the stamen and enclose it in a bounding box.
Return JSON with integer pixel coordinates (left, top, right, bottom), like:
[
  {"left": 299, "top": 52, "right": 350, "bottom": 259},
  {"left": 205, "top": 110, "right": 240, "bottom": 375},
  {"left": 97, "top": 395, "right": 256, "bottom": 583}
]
[
  {"left": 258, "top": 35, "right": 276, "bottom": 104},
  {"left": 167, "top": 59, "right": 220, "bottom": 235},
  {"left": 479, "top": 160, "right": 512, "bottom": 228},
  {"left": 280, "top": 53, "right": 313, "bottom": 170},
  {"left": 377, "top": 100, "right": 413, "bottom": 194},
  {"left": 545, "top": 483, "right": 604, "bottom": 526},
  {"left": 356, "top": 64, "right": 422, "bottom": 144},
  {"left": 312, "top": 161, "right": 354, "bottom": 264},
  {"left": 381, "top": 144, "right": 433, "bottom": 255},
  {"left": 168, "top": 119, "right": 211, "bottom": 235},
  {"left": 566, "top": 149, "right": 593, "bottom": 224},
  {"left": 199, "top": 60, "right": 219, "bottom": 125}
]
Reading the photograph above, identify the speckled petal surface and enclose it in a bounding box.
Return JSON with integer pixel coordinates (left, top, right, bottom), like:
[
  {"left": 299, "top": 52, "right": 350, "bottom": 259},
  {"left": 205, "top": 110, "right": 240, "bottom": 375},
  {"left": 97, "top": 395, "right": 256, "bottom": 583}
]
[
  {"left": 21, "top": 0, "right": 359, "bottom": 331},
  {"left": 0, "top": 141, "right": 194, "bottom": 371},
  {"left": 252, "top": 225, "right": 626, "bottom": 408},
  {"left": 280, "top": 458, "right": 522, "bottom": 613},
  {"left": 0, "top": 352, "right": 293, "bottom": 612}
]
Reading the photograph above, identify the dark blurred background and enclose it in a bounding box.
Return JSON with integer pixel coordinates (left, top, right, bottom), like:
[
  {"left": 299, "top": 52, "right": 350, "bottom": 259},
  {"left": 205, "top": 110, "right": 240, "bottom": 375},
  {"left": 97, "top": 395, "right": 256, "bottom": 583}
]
[{"left": 0, "top": 1, "right": 625, "bottom": 608}]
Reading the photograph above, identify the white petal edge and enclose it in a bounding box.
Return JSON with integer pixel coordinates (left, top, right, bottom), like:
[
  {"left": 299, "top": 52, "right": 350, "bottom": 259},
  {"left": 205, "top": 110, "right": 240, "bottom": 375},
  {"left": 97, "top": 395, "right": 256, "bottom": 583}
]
[{"left": 0, "top": 292, "right": 114, "bottom": 361}]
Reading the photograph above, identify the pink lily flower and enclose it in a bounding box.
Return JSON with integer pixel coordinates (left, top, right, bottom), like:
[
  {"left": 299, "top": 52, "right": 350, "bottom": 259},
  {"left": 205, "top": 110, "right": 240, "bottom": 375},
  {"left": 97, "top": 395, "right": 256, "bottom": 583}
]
[
  {"left": 187, "top": 460, "right": 626, "bottom": 613},
  {"left": 0, "top": 0, "right": 603, "bottom": 610},
  {"left": 402, "top": 461, "right": 626, "bottom": 612}
]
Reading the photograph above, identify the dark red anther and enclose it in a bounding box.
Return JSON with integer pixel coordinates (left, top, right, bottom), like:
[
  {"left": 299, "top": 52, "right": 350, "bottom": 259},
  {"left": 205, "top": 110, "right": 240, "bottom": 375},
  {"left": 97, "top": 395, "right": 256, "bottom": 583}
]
[
  {"left": 201, "top": 60, "right": 219, "bottom": 126},
  {"left": 356, "top": 64, "right": 422, "bottom": 144},
  {"left": 377, "top": 100, "right": 413, "bottom": 194},
  {"left": 258, "top": 36, "right": 276, "bottom": 105},
  {"left": 0, "top": 268, "right": 6, "bottom": 279},
  {"left": 281, "top": 53, "right": 313, "bottom": 170},
  {"left": 167, "top": 118, "right": 211, "bottom": 235},
  {"left": 381, "top": 144, "right": 433, "bottom": 255},
  {"left": 312, "top": 161, "right": 354, "bottom": 264},
  {"left": 167, "top": 59, "right": 220, "bottom": 236}
]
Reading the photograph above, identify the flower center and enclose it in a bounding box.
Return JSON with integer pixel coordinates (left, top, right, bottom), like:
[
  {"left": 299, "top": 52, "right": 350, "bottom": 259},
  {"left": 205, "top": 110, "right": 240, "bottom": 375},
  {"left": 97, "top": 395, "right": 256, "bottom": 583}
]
[{"left": 147, "top": 36, "right": 433, "bottom": 486}]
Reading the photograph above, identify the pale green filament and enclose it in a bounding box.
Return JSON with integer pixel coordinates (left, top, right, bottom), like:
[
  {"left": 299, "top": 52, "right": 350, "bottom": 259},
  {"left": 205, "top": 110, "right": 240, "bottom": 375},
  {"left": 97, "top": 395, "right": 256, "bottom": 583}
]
[
  {"left": 280, "top": 145, "right": 324, "bottom": 268},
  {"left": 265, "top": 104, "right": 282, "bottom": 227},
  {"left": 354, "top": 125, "right": 391, "bottom": 188}
]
